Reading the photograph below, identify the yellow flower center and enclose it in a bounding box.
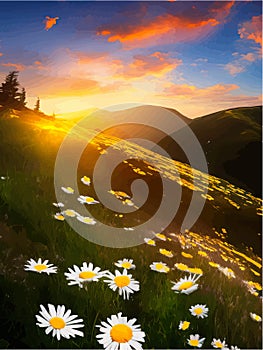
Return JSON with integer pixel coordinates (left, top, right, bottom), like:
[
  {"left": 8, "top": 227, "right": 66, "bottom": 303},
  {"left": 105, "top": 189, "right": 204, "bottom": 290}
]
[
  {"left": 147, "top": 239, "right": 155, "bottom": 245},
  {"left": 110, "top": 324, "right": 133, "bottom": 343},
  {"left": 194, "top": 307, "right": 203, "bottom": 315},
  {"left": 189, "top": 339, "right": 199, "bottom": 347},
  {"left": 176, "top": 263, "right": 188, "bottom": 271},
  {"left": 55, "top": 215, "right": 64, "bottom": 221},
  {"left": 65, "top": 210, "right": 75, "bottom": 217},
  {"left": 160, "top": 249, "right": 172, "bottom": 256},
  {"left": 114, "top": 275, "right": 130, "bottom": 287},
  {"left": 79, "top": 271, "right": 96, "bottom": 279},
  {"left": 34, "top": 264, "right": 47, "bottom": 271},
  {"left": 198, "top": 251, "right": 207, "bottom": 257},
  {"left": 181, "top": 321, "right": 190, "bottom": 330},
  {"left": 155, "top": 263, "right": 165, "bottom": 271},
  {"left": 181, "top": 252, "right": 193, "bottom": 258},
  {"left": 121, "top": 262, "right": 132, "bottom": 269},
  {"left": 215, "top": 341, "right": 223, "bottom": 348},
  {"left": 49, "top": 317, "right": 66, "bottom": 329},
  {"left": 86, "top": 197, "right": 95, "bottom": 203},
  {"left": 178, "top": 281, "right": 194, "bottom": 290},
  {"left": 209, "top": 262, "right": 219, "bottom": 267},
  {"left": 255, "top": 315, "right": 261, "bottom": 321},
  {"left": 83, "top": 176, "right": 90, "bottom": 182},
  {"left": 156, "top": 234, "right": 166, "bottom": 240},
  {"left": 83, "top": 218, "right": 93, "bottom": 223},
  {"left": 188, "top": 268, "right": 203, "bottom": 275}
]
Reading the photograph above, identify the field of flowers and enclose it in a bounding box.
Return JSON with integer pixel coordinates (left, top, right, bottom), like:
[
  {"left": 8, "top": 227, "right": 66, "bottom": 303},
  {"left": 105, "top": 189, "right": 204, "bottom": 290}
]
[{"left": 0, "top": 116, "right": 262, "bottom": 349}]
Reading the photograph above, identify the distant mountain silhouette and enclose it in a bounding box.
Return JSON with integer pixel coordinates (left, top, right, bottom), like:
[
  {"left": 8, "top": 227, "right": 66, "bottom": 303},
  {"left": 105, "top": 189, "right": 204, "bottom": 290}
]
[
  {"left": 92, "top": 104, "right": 261, "bottom": 196},
  {"left": 159, "top": 106, "right": 262, "bottom": 196},
  {"left": 1, "top": 104, "right": 261, "bottom": 196}
]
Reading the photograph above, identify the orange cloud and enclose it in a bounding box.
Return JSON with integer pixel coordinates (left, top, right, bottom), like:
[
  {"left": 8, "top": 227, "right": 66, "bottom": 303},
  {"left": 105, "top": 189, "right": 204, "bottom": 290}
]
[
  {"left": 1, "top": 62, "right": 25, "bottom": 71},
  {"left": 238, "top": 15, "right": 262, "bottom": 47},
  {"left": 44, "top": 16, "right": 59, "bottom": 31},
  {"left": 0, "top": 53, "right": 3, "bottom": 57},
  {"left": 116, "top": 52, "right": 182, "bottom": 79},
  {"left": 97, "top": 1, "right": 234, "bottom": 48},
  {"left": 98, "top": 15, "right": 219, "bottom": 48},
  {"left": 163, "top": 82, "right": 239, "bottom": 100},
  {"left": 157, "top": 81, "right": 261, "bottom": 117},
  {"left": 28, "top": 74, "right": 126, "bottom": 98},
  {"left": 72, "top": 50, "right": 180, "bottom": 80}
]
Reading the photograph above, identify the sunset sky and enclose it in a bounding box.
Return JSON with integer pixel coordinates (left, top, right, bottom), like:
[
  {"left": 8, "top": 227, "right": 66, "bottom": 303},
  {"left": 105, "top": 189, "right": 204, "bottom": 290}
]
[{"left": 0, "top": 1, "right": 261, "bottom": 118}]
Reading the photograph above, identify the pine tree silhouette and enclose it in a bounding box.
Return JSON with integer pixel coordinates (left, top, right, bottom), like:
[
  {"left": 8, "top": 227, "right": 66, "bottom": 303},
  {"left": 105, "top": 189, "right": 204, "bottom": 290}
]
[
  {"left": 19, "top": 87, "right": 26, "bottom": 107},
  {"left": 34, "top": 97, "right": 40, "bottom": 112},
  {"left": 0, "top": 71, "right": 20, "bottom": 106},
  {"left": 0, "top": 71, "right": 27, "bottom": 109}
]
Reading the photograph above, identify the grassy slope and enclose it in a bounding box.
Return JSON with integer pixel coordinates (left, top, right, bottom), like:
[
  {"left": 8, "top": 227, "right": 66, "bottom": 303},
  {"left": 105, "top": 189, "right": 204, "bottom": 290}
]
[
  {"left": 0, "top": 109, "right": 262, "bottom": 349},
  {"left": 160, "top": 106, "right": 262, "bottom": 196}
]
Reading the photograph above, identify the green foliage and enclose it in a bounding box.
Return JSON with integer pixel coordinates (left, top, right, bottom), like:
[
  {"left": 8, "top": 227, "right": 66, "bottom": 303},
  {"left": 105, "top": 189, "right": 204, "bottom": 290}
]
[{"left": 0, "top": 112, "right": 261, "bottom": 349}]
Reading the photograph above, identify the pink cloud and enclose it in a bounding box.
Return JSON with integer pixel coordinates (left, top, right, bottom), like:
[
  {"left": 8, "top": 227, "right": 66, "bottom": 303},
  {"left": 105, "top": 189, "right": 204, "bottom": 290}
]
[
  {"left": 224, "top": 62, "right": 246, "bottom": 76},
  {"left": 238, "top": 15, "right": 262, "bottom": 47},
  {"left": 240, "top": 52, "right": 257, "bottom": 62},
  {"left": 1, "top": 62, "right": 25, "bottom": 71}
]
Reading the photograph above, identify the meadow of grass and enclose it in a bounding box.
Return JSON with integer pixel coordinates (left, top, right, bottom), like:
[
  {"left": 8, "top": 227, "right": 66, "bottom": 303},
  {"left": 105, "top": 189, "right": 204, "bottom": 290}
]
[{"left": 0, "top": 113, "right": 262, "bottom": 349}]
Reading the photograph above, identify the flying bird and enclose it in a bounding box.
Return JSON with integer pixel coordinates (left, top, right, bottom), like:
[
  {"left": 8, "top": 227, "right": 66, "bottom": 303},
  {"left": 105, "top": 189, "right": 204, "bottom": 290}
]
[{"left": 44, "top": 16, "right": 59, "bottom": 31}]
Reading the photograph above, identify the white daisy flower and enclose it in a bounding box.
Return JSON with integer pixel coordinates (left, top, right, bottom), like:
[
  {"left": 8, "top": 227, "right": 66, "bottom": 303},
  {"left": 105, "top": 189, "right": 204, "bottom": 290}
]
[
  {"left": 77, "top": 195, "right": 99, "bottom": 205},
  {"left": 250, "top": 312, "right": 262, "bottom": 322},
  {"left": 150, "top": 262, "right": 170, "bottom": 273},
  {"left": 114, "top": 259, "right": 135, "bottom": 270},
  {"left": 144, "top": 238, "right": 156, "bottom": 246},
  {"left": 218, "top": 266, "right": 236, "bottom": 279},
  {"left": 61, "top": 186, "right": 74, "bottom": 194},
  {"left": 63, "top": 209, "right": 77, "bottom": 217},
  {"left": 54, "top": 213, "right": 65, "bottom": 221},
  {"left": 36, "top": 304, "right": 84, "bottom": 340},
  {"left": 76, "top": 215, "right": 96, "bottom": 225},
  {"left": 124, "top": 227, "right": 134, "bottom": 231},
  {"left": 81, "top": 176, "right": 91, "bottom": 186},
  {"left": 212, "top": 338, "right": 228, "bottom": 349},
  {"left": 24, "top": 258, "right": 57, "bottom": 275},
  {"left": 155, "top": 233, "right": 166, "bottom": 241},
  {"left": 189, "top": 304, "right": 209, "bottom": 319},
  {"left": 109, "top": 190, "right": 130, "bottom": 199},
  {"left": 178, "top": 320, "right": 190, "bottom": 331},
  {"left": 159, "top": 248, "right": 173, "bottom": 258},
  {"left": 188, "top": 334, "right": 205, "bottom": 348},
  {"left": 174, "top": 263, "right": 189, "bottom": 271},
  {"left": 122, "top": 199, "right": 134, "bottom": 206},
  {"left": 96, "top": 312, "right": 145, "bottom": 350},
  {"left": 171, "top": 274, "right": 200, "bottom": 295},
  {"left": 53, "top": 202, "right": 64, "bottom": 208},
  {"left": 65, "top": 262, "right": 106, "bottom": 288},
  {"left": 103, "top": 269, "right": 139, "bottom": 300},
  {"left": 230, "top": 346, "right": 240, "bottom": 350},
  {"left": 1, "top": 176, "right": 6, "bottom": 180}
]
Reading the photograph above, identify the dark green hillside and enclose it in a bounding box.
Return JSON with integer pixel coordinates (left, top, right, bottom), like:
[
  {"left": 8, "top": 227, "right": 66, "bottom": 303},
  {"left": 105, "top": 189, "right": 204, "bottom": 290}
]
[{"left": 159, "top": 106, "right": 262, "bottom": 196}]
